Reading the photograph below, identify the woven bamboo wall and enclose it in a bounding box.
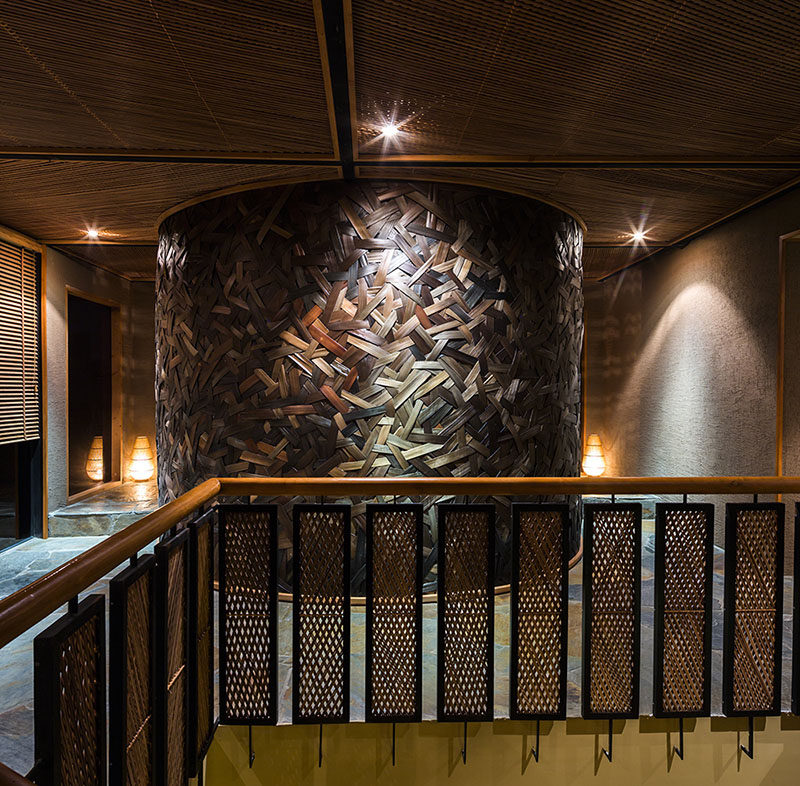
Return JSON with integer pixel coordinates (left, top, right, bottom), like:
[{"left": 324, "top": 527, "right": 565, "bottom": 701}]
[{"left": 156, "top": 179, "right": 584, "bottom": 585}]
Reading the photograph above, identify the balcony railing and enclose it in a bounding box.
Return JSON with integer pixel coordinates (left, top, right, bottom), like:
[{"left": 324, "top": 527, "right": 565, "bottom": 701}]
[{"left": 0, "top": 475, "right": 798, "bottom": 784}]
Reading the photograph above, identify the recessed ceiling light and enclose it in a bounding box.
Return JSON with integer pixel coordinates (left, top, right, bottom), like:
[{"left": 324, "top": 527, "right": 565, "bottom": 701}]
[
  {"left": 85, "top": 228, "right": 99, "bottom": 239},
  {"left": 381, "top": 122, "right": 399, "bottom": 138},
  {"left": 631, "top": 230, "right": 647, "bottom": 243}
]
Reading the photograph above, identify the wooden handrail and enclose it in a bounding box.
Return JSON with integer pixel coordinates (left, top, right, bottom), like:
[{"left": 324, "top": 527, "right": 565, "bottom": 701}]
[{"left": 1, "top": 474, "right": 799, "bottom": 785}]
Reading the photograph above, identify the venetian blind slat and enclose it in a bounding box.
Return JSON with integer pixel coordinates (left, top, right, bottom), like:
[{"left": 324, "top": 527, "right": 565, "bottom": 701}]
[{"left": 0, "top": 240, "right": 40, "bottom": 445}]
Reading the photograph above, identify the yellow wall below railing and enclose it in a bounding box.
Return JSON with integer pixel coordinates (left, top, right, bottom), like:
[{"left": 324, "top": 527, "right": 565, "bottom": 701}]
[{"left": 207, "top": 717, "right": 800, "bottom": 785}]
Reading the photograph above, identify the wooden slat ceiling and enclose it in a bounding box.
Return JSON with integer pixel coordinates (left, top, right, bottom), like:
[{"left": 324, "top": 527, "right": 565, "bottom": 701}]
[{"left": 1, "top": 0, "right": 799, "bottom": 280}]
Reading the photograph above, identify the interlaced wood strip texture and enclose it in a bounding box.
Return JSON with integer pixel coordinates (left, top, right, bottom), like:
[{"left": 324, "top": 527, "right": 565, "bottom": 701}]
[
  {"left": 293, "top": 504, "right": 351, "bottom": 723},
  {"left": 365, "top": 503, "right": 423, "bottom": 722},
  {"left": 510, "top": 504, "right": 568, "bottom": 719},
  {"left": 219, "top": 505, "right": 278, "bottom": 724},
  {"left": 188, "top": 511, "right": 215, "bottom": 774},
  {"left": 582, "top": 504, "right": 642, "bottom": 719},
  {"left": 723, "top": 503, "right": 784, "bottom": 716},
  {"left": 437, "top": 504, "right": 495, "bottom": 721},
  {"left": 155, "top": 530, "right": 189, "bottom": 786},
  {"left": 110, "top": 556, "right": 156, "bottom": 786},
  {"left": 653, "top": 504, "right": 714, "bottom": 717},
  {"left": 34, "top": 594, "right": 106, "bottom": 786},
  {"left": 156, "top": 179, "right": 585, "bottom": 590}
]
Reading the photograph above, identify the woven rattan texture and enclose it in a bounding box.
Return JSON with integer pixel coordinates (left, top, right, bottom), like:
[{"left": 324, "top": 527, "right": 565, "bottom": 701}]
[
  {"left": 57, "top": 613, "right": 104, "bottom": 784},
  {"left": 125, "top": 571, "right": 153, "bottom": 786},
  {"left": 661, "top": 508, "right": 710, "bottom": 714},
  {"left": 295, "top": 507, "right": 349, "bottom": 721},
  {"left": 515, "top": 509, "right": 563, "bottom": 716},
  {"left": 587, "top": 508, "right": 639, "bottom": 716},
  {"left": 369, "top": 508, "right": 419, "bottom": 719},
  {"left": 166, "top": 545, "right": 187, "bottom": 786},
  {"left": 439, "top": 507, "right": 492, "bottom": 720},
  {"left": 732, "top": 508, "right": 780, "bottom": 712},
  {"left": 221, "top": 508, "right": 276, "bottom": 722}
]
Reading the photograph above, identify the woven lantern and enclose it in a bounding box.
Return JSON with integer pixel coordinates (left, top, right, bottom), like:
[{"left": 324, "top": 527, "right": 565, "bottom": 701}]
[
  {"left": 129, "top": 436, "right": 155, "bottom": 481},
  {"left": 85, "top": 436, "right": 104, "bottom": 481},
  {"left": 582, "top": 433, "right": 606, "bottom": 477}
]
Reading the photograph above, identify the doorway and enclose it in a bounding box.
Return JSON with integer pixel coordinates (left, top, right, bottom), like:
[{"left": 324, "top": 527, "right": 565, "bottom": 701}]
[{"left": 67, "top": 292, "right": 121, "bottom": 499}]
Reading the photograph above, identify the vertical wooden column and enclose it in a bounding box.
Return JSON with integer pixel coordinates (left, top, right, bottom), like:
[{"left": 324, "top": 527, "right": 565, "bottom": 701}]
[
  {"left": 219, "top": 505, "right": 279, "bottom": 724},
  {"left": 582, "top": 503, "right": 642, "bottom": 719},
  {"left": 723, "top": 503, "right": 784, "bottom": 717},
  {"left": 653, "top": 503, "right": 714, "bottom": 717},
  {"left": 34, "top": 595, "right": 106, "bottom": 785},
  {"left": 110, "top": 555, "right": 156, "bottom": 785},
  {"left": 510, "top": 503, "right": 569, "bottom": 720},
  {"left": 437, "top": 504, "right": 495, "bottom": 722},
  {"left": 365, "top": 503, "right": 423, "bottom": 723},
  {"left": 155, "top": 530, "right": 189, "bottom": 786},
  {"left": 292, "top": 504, "right": 351, "bottom": 724}
]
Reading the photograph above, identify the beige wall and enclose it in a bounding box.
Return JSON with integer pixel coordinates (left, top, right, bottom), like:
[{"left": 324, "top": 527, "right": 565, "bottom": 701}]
[
  {"left": 45, "top": 247, "right": 155, "bottom": 512},
  {"left": 208, "top": 717, "right": 800, "bottom": 785}
]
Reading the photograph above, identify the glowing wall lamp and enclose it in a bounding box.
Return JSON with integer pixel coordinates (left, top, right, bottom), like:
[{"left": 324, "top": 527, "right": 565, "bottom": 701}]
[
  {"left": 129, "top": 436, "right": 155, "bottom": 481},
  {"left": 85, "top": 436, "right": 104, "bottom": 481},
  {"left": 582, "top": 433, "right": 607, "bottom": 477}
]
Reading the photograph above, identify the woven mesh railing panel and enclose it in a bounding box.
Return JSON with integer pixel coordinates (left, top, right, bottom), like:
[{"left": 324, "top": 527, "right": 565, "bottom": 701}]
[
  {"left": 219, "top": 505, "right": 277, "bottom": 723},
  {"left": 724, "top": 503, "right": 784, "bottom": 716},
  {"left": 110, "top": 555, "right": 155, "bottom": 786},
  {"left": 155, "top": 531, "right": 188, "bottom": 786},
  {"left": 366, "top": 504, "right": 422, "bottom": 722},
  {"left": 511, "top": 504, "right": 568, "bottom": 719},
  {"left": 582, "top": 504, "right": 641, "bottom": 719},
  {"left": 794, "top": 504, "right": 800, "bottom": 716},
  {"left": 654, "top": 504, "right": 713, "bottom": 717},
  {"left": 34, "top": 595, "right": 106, "bottom": 786},
  {"left": 293, "top": 505, "right": 351, "bottom": 723},
  {"left": 437, "top": 504, "right": 495, "bottom": 722}
]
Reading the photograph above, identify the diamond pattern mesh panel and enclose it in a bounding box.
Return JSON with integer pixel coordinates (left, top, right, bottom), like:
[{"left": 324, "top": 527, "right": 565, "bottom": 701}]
[
  {"left": 512, "top": 506, "right": 567, "bottom": 718},
  {"left": 437, "top": 505, "right": 494, "bottom": 721},
  {"left": 725, "top": 505, "right": 783, "bottom": 715},
  {"left": 220, "top": 506, "right": 278, "bottom": 724},
  {"left": 367, "top": 505, "right": 421, "bottom": 721},
  {"left": 293, "top": 505, "right": 350, "bottom": 723},
  {"left": 656, "top": 505, "right": 712, "bottom": 716},
  {"left": 583, "top": 505, "right": 641, "bottom": 718}
]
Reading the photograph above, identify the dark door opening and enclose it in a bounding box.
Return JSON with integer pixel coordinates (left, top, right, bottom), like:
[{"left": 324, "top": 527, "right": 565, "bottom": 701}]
[{"left": 67, "top": 293, "right": 118, "bottom": 498}]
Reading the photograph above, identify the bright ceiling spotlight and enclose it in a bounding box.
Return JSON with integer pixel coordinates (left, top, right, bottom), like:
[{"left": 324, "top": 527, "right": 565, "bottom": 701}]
[
  {"left": 381, "top": 122, "right": 399, "bottom": 138},
  {"left": 85, "top": 228, "right": 99, "bottom": 239},
  {"left": 631, "top": 229, "right": 646, "bottom": 243}
]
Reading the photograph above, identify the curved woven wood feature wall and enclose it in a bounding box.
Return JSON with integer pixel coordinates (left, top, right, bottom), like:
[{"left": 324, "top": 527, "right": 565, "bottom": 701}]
[
  {"left": 292, "top": 504, "right": 351, "bottom": 724},
  {"left": 582, "top": 504, "right": 642, "bottom": 720},
  {"left": 219, "top": 505, "right": 278, "bottom": 724},
  {"left": 155, "top": 530, "right": 189, "bottom": 786},
  {"left": 34, "top": 595, "right": 106, "bottom": 785},
  {"left": 653, "top": 503, "right": 714, "bottom": 718},
  {"left": 437, "top": 503, "right": 495, "bottom": 722},
  {"left": 365, "top": 503, "right": 423, "bottom": 723},
  {"left": 187, "top": 512, "right": 215, "bottom": 775},
  {"left": 110, "top": 555, "right": 156, "bottom": 786},
  {"left": 156, "top": 179, "right": 584, "bottom": 590},
  {"left": 723, "top": 503, "right": 784, "bottom": 717},
  {"left": 510, "top": 503, "right": 569, "bottom": 720}
]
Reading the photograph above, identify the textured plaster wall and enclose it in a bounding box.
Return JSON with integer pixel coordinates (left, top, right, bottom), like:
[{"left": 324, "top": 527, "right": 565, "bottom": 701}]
[
  {"left": 585, "top": 187, "right": 800, "bottom": 548},
  {"left": 45, "top": 247, "right": 156, "bottom": 513}
]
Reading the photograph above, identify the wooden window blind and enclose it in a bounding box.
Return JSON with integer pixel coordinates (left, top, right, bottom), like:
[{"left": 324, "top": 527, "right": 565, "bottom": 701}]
[{"left": 0, "top": 240, "right": 40, "bottom": 445}]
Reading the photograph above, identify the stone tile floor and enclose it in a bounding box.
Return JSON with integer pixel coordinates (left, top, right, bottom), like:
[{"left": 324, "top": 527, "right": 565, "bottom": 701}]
[{"left": 0, "top": 519, "right": 795, "bottom": 776}]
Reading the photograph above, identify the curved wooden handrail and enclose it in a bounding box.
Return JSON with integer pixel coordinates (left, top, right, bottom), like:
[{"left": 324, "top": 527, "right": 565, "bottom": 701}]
[{"left": 0, "top": 474, "right": 799, "bottom": 786}]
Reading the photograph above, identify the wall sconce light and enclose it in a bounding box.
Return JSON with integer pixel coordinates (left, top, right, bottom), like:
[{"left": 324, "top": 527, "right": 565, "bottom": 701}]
[
  {"left": 129, "top": 436, "right": 155, "bottom": 482},
  {"left": 582, "top": 433, "right": 606, "bottom": 477},
  {"left": 85, "top": 436, "right": 104, "bottom": 481}
]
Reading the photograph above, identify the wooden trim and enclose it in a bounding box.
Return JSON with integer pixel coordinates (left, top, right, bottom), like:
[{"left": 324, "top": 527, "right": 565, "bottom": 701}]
[
  {"left": 64, "top": 288, "right": 123, "bottom": 498},
  {"left": 0, "top": 148, "right": 338, "bottom": 163},
  {"left": 777, "top": 237, "right": 786, "bottom": 480},
  {"left": 599, "top": 174, "right": 800, "bottom": 281},
  {"left": 312, "top": 0, "right": 340, "bottom": 161},
  {"left": 0, "top": 224, "right": 43, "bottom": 254},
  {"left": 40, "top": 248, "right": 48, "bottom": 537}
]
